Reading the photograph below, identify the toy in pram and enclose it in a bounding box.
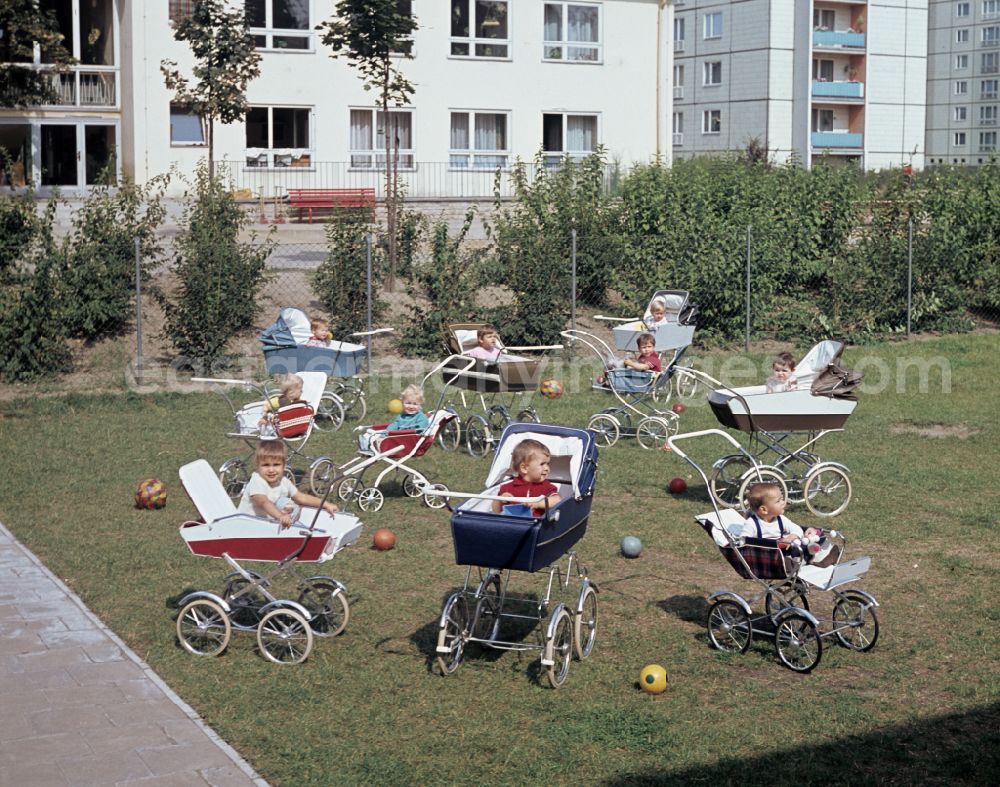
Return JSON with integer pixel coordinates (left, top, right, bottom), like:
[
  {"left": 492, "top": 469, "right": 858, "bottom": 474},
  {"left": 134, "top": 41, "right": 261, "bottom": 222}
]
[
  {"left": 194, "top": 372, "right": 333, "bottom": 499},
  {"left": 174, "top": 460, "right": 362, "bottom": 664},
  {"left": 668, "top": 430, "right": 879, "bottom": 673},
  {"left": 438, "top": 324, "right": 563, "bottom": 457},
  {"left": 424, "top": 423, "right": 599, "bottom": 688},
  {"left": 307, "top": 357, "right": 465, "bottom": 511},
  {"left": 260, "top": 306, "right": 393, "bottom": 430},
  {"left": 678, "top": 340, "right": 862, "bottom": 517}
]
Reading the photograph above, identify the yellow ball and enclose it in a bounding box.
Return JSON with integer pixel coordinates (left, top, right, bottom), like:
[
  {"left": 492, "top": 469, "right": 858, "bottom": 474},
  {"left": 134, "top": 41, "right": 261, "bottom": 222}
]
[
  {"left": 387, "top": 398, "right": 404, "bottom": 414},
  {"left": 639, "top": 664, "right": 668, "bottom": 694},
  {"left": 268, "top": 395, "right": 281, "bottom": 410}
]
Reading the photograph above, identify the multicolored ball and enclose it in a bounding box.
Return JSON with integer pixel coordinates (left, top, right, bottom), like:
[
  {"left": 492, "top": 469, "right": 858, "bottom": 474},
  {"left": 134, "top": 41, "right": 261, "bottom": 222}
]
[
  {"left": 135, "top": 478, "right": 167, "bottom": 509},
  {"left": 539, "top": 379, "right": 563, "bottom": 399}
]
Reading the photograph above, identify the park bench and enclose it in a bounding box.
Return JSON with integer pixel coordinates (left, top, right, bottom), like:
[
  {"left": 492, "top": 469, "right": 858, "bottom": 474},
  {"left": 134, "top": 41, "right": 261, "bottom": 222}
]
[{"left": 286, "top": 187, "right": 377, "bottom": 223}]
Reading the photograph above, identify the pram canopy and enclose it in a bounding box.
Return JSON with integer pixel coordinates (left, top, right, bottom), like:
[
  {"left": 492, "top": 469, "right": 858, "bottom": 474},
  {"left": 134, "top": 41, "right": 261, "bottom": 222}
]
[
  {"left": 449, "top": 423, "right": 598, "bottom": 572},
  {"left": 441, "top": 323, "right": 543, "bottom": 393},
  {"left": 613, "top": 290, "right": 697, "bottom": 352},
  {"left": 260, "top": 307, "right": 365, "bottom": 377}
]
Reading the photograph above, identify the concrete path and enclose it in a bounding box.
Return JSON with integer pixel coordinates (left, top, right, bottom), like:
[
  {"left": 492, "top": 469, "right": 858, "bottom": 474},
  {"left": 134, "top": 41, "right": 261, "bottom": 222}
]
[{"left": 0, "top": 522, "right": 266, "bottom": 787}]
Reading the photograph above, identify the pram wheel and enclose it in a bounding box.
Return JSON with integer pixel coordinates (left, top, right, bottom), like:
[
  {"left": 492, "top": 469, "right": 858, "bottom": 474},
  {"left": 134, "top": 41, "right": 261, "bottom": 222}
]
[
  {"left": 356, "top": 486, "right": 385, "bottom": 512},
  {"left": 543, "top": 606, "right": 574, "bottom": 688},
  {"left": 779, "top": 452, "right": 820, "bottom": 505},
  {"left": 673, "top": 369, "right": 699, "bottom": 400},
  {"left": 803, "top": 466, "right": 852, "bottom": 518},
  {"left": 223, "top": 574, "right": 267, "bottom": 630},
  {"left": 574, "top": 584, "right": 598, "bottom": 659},
  {"left": 706, "top": 599, "right": 752, "bottom": 654},
  {"left": 437, "top": 411, "right": 461, "bottom": 451},
  {"left": 832, "top": 590, "right": 879, "bottom": 652},
  {"left": 257, "top": 608, "right": 314, "bottom": 665},
  {"left": 636, "top": 415, "right": 677, "bottom": 450},
  {"left": 765, "top": 582, "right": 810, "bottom": 619},
  {"left": 298, "top": 578, "right": 350, "bottom": 638},
  {"left": 314, "top": 392, "right": 345, "bottom": 432},
  {"left": 219, "top": 458, "right": 250, "bottom": 500},
  {"left": 402, "top": 474, "right": 424, "bottom": 497},
  {"left": 465, "top": 415, "right": 492, "bottom": 457},
  {"left": 176, "top": 599, "right": 232, "bottom": 657},
  {"left": 737, "top": 467, "right": 788, "bottom": 511},
  {"left": 516, "top": 408, "right": 540, "bottom": 424},
  {"left": 332, "top": 383, "right": 366, "bottom": 422},
  {"left": 710, "top": 455, "right": 754, "bottom": 508},
  {"left": 308, "top": 457, "right": 337, "bottom": 497},
  {"left": 436, "top": 593, "right": 470, "bottom": 675},
  {"left": 587, "top": 414, "right": 620, "bottom": 448},
  {"left": 423, "top": 483, "right": 450, "bottom": 509},
  {"left": 488, "top": 405, "right": 511, "bottom": 432},
  {"left": 471, "top": 573, "right": 502, "bottom": 641},
  {"left": 337, "top": 477, "right": 364, "bottom": 503},
  {"left": 774, "top": 611, "right": 822, "bottom": 673}
]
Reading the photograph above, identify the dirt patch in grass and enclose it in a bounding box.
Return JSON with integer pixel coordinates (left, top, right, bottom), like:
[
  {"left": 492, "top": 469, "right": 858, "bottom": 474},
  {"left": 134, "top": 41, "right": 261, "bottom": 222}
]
[{"left": 890, "top": 422, "right": 981, "bottom": 439}]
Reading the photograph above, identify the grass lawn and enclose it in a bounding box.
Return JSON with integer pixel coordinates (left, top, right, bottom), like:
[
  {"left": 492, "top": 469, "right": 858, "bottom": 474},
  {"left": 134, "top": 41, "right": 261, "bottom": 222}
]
[{"left": 1, "top": 334, "right": 998, "bottom": 785}]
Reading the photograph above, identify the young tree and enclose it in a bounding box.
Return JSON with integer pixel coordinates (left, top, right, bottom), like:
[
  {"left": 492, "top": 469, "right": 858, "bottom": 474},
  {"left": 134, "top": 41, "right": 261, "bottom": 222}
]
[
  {"left": 319, "top": 0, "right": 417, "bottom": 290},
  {"left": 0, "top": 0, "right": 75, "bottom": 108},
  {"left": 160, "top": 0, "right": 261, "bottom": 179}
]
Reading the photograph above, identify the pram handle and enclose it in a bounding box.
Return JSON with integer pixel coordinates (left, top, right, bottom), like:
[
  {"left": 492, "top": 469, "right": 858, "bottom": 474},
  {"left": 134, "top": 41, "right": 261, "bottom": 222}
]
[
  {"left": 665, "top": 428, "right": 745, "bottom": 460},
  {"left": 349, "top": 327, "right": 394, "bottom": 338},
  {"left": 592, "top": 315, "right": 637, "bottom": 323},
  {"left": 420, "top": 487, "right": 549, "bottom": 508},
  {"left": 503, "top": 344, "right": 564, "bottom": 352},
  {"left": 192, "top": 377, "right": 259, "bottom": 387}
]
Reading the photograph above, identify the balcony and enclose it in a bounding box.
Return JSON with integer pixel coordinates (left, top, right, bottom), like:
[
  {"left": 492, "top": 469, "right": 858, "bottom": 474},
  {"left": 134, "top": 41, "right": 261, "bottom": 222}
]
[
  {"left": 673, "top": 86, "right": 684, "bottom": 99},
  {"left": 813, "top": 31, "right": 865, "bottom": 49},
  {"left": 811, "top": 132, "right": 863, "bottom": 148},
  {"left": 674, "top": 40, "right": 685, "bottom": 52},
  {"left": 45, "top": 68, "right": 117, "bottom": 108},
  {"left": 981, "top": 117, "right": 998, "bottom": 125},
  {"left": 812, "top": 80, "right": 864, "bottom": 98},
  {"left": 979, "top": 144, "right": 997, "bottom": 152},
  {"left": 672, "top": 133, "right": 683, "bottom": 146}
]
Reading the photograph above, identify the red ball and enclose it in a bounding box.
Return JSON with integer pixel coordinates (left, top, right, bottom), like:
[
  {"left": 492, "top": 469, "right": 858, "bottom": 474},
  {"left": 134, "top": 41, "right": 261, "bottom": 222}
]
[
  {"left": 373, "top": 528, "right": 396, "bottom": 551},
  {"left": 668, "top": 477, "right": 687, "bottom": 494},
  {"left": 671, "top": 403, "right": 686, "bottom": 414}
]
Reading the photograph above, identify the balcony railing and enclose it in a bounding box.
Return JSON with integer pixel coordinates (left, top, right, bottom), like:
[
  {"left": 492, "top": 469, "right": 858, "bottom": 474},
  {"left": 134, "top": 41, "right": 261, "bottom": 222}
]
[
  {"left": 673, "top": 86, "right": 684, "bottom": 99},
  {"left": 979, "top": 144, "right": 997, "bottom": 152},
  {"left": 47, "top": 68, "right": 117, "bottom": 108},
  {"left": 981, "top": 117, "right": 998, "bottom": 125},
  {"left": 981, "top": 38, "right": 1000, "bottom": 48},
  {"left": 813, "top": 31, "right": 865, "bottom": 49},
  {"left": 674, "top": 40, "right": 685, "bottom": 52},
  {"left": 812, "top": 80, "right": 865, "bottom": 98},
  {"left": 811, "top": 132, "right": 863, "bottom": 148},
  {"left": 672, "top": 133, "right": 683, "bottom": 146}
]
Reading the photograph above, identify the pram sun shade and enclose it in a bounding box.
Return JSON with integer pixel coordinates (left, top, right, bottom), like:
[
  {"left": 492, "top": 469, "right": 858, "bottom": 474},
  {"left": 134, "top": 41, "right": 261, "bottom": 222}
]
[
  {"left": 178, "top": 459, "right": 362, "bottom": 563},
  {"left": 708, "top": 340, "right": 859, "bottom": 432},
  {"left": 260, "top": 307, "right": 365, "bottom": 377},
  {"left": 613, "top": 290, "right": 697, "bottom": 352},
  {"left": 449, "top": 423, "right": 597, "bottom": 572},
  {"left": 441, "top": 323, "right": 542, "bottom": 393}
]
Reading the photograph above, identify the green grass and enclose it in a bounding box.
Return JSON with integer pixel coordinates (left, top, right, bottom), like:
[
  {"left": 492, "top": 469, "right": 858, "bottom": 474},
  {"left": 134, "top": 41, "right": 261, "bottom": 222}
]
[{"left": 2, "top": 335, "right": 999, "bottom": 785}]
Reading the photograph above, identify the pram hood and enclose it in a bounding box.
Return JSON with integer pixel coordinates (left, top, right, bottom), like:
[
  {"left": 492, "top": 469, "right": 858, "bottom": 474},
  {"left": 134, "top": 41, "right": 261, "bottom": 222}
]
[
  {"left": 644, "top": 289, "right": 698, "bottom": 326},
  {"left": 484, "top": 422, "right": 596, "bottom": 501},
  {"left": 811, "top": 363, "right": 864, "bottom": 401},
  {"left": 260, "top": 307, "right": 313, "bottom": 349}
]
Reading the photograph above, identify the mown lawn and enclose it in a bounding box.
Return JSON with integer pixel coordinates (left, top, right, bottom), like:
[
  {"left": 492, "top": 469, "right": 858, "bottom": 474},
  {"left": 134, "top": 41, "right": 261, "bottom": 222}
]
[{"left": 1, "top": 334, "right": 998, "bottom": 785}]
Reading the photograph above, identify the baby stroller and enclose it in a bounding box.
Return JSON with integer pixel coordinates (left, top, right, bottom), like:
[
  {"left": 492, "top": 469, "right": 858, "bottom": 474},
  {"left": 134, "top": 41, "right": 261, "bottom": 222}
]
[
  {"left": 679, "top": 340, "right": 861, "bottom": 517},
  {"left": 439, "top": 324, "right": 563, "bottom": 457},
  {"left": 260, "top": 306, "right": 393, "bottom": 430},
  {"left": 194, "top": 372, "right": 334, "bottom": 499},
  {"left": 666, "top": 430, "right": 879, "bottom": 673},
  {"left": 174, "top": 459, "right": 362, "bottom": 664},
  {"left": 424, "top": 423, "right": 600, "bottom": 688}
]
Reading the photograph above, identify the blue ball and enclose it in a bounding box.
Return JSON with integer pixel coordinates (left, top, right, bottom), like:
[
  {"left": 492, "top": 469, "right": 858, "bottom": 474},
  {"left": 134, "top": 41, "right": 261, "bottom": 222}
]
[{"left": 621, "top": 536, "right": 642, "bottom": 558}]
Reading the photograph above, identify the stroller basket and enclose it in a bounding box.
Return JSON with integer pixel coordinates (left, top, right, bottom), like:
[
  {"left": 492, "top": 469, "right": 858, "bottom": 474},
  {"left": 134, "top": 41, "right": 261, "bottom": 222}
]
[{"left": 604, "top": 368, "right": 669, "bottom": 394}]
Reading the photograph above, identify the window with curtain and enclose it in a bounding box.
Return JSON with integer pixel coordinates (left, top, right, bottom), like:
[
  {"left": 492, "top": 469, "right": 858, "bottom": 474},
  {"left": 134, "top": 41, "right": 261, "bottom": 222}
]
[
  {"left": 170, "top": 1, "right": 195, "bottom": 25},
  {"left": 543, "top": 3, "right": 601, "bottom": 62},
  {"left": 811, "top": 108, "right": 834, "bottom": 132},
  {"left": 170, "top": 103, "right": 206, "bottom": 145},
  {"left": 451, "top": 0, "right": 509, "bottom": 58},
  {"left": 350, "top": 108, "right": 414, "bottom": 169},
  {"left": 244, "top": 106, "right": 312, "bottom": 167},
  {"left": 246, "top": 0, "right": 310, "bottom": 50},
  {"left": 541, "top": 112, "right": 598, "bottom": 166},
  {"left": 702, "top": 109, "right": 721, "bottom": 134},
  {"left": 450, "top": 111, "right": 509, "bottom": 168},
  {"left": 983, "top": 52, "right": 999, "bottom": 73},
  {"left": 392, "top": 0, "right": 415, "bottom": 55},
  {"left": 812, "top": 59, "right": 834, "bottom": 81}
]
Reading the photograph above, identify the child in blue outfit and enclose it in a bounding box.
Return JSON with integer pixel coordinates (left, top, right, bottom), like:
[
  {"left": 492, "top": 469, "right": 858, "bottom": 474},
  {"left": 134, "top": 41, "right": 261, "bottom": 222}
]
[{"left": 359, "top": 385, "right": 430, "bottom": 452}]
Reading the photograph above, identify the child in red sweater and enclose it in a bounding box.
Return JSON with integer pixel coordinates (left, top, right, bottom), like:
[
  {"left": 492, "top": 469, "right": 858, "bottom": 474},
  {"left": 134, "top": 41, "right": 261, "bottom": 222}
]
[{"left": 492, "top": 438, "right": 561, "bottom": 517}]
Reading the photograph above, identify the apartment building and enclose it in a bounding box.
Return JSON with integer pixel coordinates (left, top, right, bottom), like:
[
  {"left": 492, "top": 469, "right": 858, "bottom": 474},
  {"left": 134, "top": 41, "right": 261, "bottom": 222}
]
[
  {"left": 925, "top": 0, "right": 1000, "bottom": 164},
  {"left": 671, "top": 0, "right": 928, "bottom": 170}
]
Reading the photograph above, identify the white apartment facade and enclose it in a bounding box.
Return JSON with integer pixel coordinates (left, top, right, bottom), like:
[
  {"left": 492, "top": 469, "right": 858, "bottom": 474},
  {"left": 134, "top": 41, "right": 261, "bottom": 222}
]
[
  {"left": 925, "top": 0, "right": 1000, "bottom": 165},
  {"left": 671, "top": 0, "right": 928, "bottom": 170}
]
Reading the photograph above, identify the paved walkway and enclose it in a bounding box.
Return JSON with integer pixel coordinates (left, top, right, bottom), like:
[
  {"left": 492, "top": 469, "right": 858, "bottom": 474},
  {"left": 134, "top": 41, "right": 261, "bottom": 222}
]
[{"left": 0, "top": 522, "right": 266, "bottom": 787}]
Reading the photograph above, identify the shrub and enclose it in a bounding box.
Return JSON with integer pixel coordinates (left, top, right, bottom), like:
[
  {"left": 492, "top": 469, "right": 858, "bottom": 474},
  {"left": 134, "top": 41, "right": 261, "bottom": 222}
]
[{"left": 0, "top": 187, "right": 39, "bottom": 282}]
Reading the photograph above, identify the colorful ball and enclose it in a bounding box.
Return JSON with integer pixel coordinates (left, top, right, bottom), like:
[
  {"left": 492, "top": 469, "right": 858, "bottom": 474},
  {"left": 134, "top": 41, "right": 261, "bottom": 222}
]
[
  {"left": 668, "top": 477, "right": 688, "bottom": 495},
  {"left": 135, "top": 478, "right": 167, "bottom": 509},
  {"left": 539, "top": 379, "right": 563, "bottom": 399},
  {"left": 639, "top": 664, "right": 669, "bottom": 694},
  {"left": 620, "top": 535, "right": 642, "bottom": 558},
  {"left": 373, "top": 528, "right": 396, "bottom": 551},
  {"left": 671, "top": 402, "right": 686, "bottom": 414},
  {"left": 387, "top": 398, "right": 404, "bottom": 414}
]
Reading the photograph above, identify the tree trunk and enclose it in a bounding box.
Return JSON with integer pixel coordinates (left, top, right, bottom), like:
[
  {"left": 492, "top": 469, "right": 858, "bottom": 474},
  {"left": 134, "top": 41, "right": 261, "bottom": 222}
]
[{"left": 208, "top": 116, "right": 215, "bottom": 180}]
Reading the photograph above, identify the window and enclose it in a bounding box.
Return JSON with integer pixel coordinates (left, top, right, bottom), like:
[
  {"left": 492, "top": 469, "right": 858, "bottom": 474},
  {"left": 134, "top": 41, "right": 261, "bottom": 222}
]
[
  {"left": 246, "top": 0, "right": 310, "bottom": 50},
  {"left": 954, "top": 131, "right": 967, "bottom": 145},
  {"left": 672, "top": 111, "right": 683, "bottom": 145},
  {"left": 956, "top": 2, "right": 970, "bottom": 17},
  {"left": 170, "top": 0, "right": 194, "bottom": 24},
  {"left": 703, "top": 61, "right": 722, "bottom": 86},
  {"left": 980, "top": 105, "right": 998, "bottom": 124},
  {"left": 703, "top": 11, "right": 722, "bottom": 39},
  {"left": 979, "top": 130, "right": 997, "bottom": 149},
  {"left": 674, "top": 17, "right": 685, "bottom": 50},
  {"left": 449, "top": 111, "right": 509, "bottom": 168},
  {"left": 983, "top": 52, "right": 999, "bottom": 72},
  {"left": 957, "top": 28, "right": 970, "bottom": 43},
  {"left": 985, "top": 0, "right": 1000, "bottom": 17},
  {"left": 811, "top": 108, "right": 834, "bottom": 132},
  {"left": 982, "top": 78, "right": 999, "bottom": 98},
  {"left": 451, "top": 0, "right": 509, "bottom": 58},
  {"left": 956, "top": 80, "right": 969, "bottom": 94},
  {"left": 702, "top": 109, "right": 721, "bottom": 134},
  {"left": 813, "top": 9, "right": 835, "bottom": 30},
  {"left": 245, "top": 106, "right": 311, "bottom": 167},
  {"left": 541, "top": 112, "right": 598, "bottom": 166},
  {"left": 170, "top": 103, "right": 205, "bottom": 146},
  {"left": 673, "top": 64, "right": 684, "bottom": 98},
  {"left": 543, "top": 3, "right": 601, "bottom": 62},
  {"left": 955, "top": 106, "right": 968, "bottom": 121},
  {"left": 956, "top": 54, "right": 969, "bottom": 69},
  {"left": 984, "top": 26, "right": 1000, "bottom": 44},
  {"left": 392, "top": 0, "right": 415, "bottom": 55},
  {"left": 349, "top": 108, "right": 414, "bottom": 169},
  {"left": 812, "top": 58, "right": 834, "bottom": 81}
]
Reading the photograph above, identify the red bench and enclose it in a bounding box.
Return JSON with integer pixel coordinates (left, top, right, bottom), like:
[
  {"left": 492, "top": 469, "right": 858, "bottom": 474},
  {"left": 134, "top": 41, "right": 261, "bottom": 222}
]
[{"left": 286, "top": 188, "right": 377, "bottom": 223}]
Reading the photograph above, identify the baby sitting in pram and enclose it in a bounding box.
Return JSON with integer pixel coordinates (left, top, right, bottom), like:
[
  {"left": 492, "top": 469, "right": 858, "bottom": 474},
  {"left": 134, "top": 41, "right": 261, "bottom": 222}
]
[
  {"left": 597, "top": 332, "right": 662, "bottom": 385},
  {"left": 729, "top": 481, "right": 836, "bottom": 564},
  {"left": 491, "top": 438, "right": 562, "bottom": 517},
  {"left": 358, "top": 385, "right": 430, "bottom": 453}
]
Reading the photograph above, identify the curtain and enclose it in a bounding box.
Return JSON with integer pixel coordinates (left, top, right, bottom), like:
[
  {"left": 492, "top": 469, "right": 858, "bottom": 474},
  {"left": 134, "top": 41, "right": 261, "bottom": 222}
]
[
  {"left": 350, "top": 110, "right": 372, "bottom": 150},
  {"left": 566, "top": 116, "right": 595, "bottom": 152},
  {"left": 543, "top": 4, "right": 561, "bottom": 41},
  {"left": 567, "top": 5, "right": 597, "bottom": 43},
  {"left": 450, "top": 113, "right": 469, "bottom": 149},
  {"left": 474, "top": 114, "right": 505, "bottom": 150}
]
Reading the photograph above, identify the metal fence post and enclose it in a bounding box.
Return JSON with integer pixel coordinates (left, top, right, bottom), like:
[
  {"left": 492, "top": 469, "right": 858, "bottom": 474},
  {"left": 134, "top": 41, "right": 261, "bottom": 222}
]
[
  {"left": 134, "top": 237, "right": 143, "bottom": 386},
  {"left": 366, "top": 232, "right": 373, "bottom": 369},
  {"left": 745, "top": 225, "right": 751, "bottom": 352},
  {"left": 907, "top": 217, "right": 913, "bottom": 337},
  {"left": 570, "top": 229, "right": 578, "bottom": 334}
]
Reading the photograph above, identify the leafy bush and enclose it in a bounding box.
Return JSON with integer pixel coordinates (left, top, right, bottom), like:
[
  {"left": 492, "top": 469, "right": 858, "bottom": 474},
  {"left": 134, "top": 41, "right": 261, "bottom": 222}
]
[
  {"left": 0, "top": 187, "right": 39, "bottom": 282},
  {"left": 312, "top": 207, "right": 383, "bottom": 336},
  {"left": 161, "top": 164, "right": 272, "bottom": 368}
]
